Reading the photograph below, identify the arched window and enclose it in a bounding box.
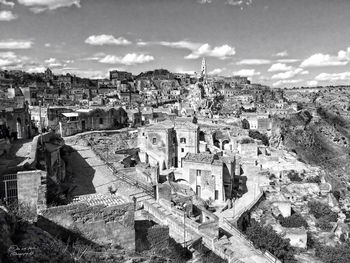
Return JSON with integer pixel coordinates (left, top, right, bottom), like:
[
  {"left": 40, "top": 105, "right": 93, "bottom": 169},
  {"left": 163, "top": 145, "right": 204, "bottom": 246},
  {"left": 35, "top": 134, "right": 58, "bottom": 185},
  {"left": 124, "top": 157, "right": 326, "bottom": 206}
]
[{"left": 180, "top": 138, "right": 186, "bottom": 144}]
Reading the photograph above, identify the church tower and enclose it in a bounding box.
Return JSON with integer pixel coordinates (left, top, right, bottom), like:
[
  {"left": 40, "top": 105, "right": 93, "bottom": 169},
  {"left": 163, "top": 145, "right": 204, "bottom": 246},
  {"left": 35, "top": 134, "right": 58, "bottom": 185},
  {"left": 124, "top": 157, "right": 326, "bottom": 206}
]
[{"left": 200, "top": 57, "right": 207, "bottom": 78}]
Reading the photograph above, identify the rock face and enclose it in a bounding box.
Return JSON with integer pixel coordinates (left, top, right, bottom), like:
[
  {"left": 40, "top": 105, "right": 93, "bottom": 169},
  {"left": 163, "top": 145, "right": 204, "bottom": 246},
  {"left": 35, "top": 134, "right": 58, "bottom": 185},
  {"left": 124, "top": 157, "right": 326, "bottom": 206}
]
[
  {"left": 271, "top": 108, "right": 350, "bottom": 198},
  {"left": 0, "top": 207, "right": 73, "bottom": 263}
]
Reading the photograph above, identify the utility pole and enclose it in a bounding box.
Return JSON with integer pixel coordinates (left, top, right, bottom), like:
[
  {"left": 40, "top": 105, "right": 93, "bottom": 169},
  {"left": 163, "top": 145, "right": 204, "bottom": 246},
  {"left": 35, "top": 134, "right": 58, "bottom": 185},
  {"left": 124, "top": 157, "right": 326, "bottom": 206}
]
[{"left": 39, "top": 100, "right": 43, "bottom": 146}]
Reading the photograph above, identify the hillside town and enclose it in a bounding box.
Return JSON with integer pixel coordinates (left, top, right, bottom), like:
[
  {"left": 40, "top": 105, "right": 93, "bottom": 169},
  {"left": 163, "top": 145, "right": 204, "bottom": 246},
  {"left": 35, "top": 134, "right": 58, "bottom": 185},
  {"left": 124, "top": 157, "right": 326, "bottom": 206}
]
[
  {"left": 1, "top": 55, "right": 350, "bottom": 263},
  {"left": 2, "top": 1, "right": 350, "bottom": 263}
]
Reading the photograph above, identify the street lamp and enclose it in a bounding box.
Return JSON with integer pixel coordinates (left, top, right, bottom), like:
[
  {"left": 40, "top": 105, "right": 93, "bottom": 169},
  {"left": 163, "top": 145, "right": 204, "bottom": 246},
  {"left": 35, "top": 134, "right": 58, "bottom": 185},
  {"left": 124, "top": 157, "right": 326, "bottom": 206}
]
[{"left": 183, "top": 203, "right": 187, "bottom": 248}]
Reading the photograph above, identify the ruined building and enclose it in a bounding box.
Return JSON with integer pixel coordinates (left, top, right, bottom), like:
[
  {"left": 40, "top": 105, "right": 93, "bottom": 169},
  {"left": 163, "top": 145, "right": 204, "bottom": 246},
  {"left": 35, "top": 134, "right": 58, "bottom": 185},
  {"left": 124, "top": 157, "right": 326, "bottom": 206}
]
[{"left": 138, "top": 120, "right": 199, "bottom": 170}]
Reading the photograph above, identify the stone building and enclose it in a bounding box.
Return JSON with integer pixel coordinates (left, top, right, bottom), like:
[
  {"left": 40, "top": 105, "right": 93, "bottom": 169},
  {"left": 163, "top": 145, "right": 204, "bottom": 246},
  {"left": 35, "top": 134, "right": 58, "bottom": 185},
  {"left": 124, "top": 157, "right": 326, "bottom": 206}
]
[
  {"left": 180, "top": 153, "right": 236, "bottom": 203},
  {"left": 138, "top": 120, "right": 199, "bottom": 170},
  {"left": 59, "top": 107, "right": 128, "bottom": 136}
]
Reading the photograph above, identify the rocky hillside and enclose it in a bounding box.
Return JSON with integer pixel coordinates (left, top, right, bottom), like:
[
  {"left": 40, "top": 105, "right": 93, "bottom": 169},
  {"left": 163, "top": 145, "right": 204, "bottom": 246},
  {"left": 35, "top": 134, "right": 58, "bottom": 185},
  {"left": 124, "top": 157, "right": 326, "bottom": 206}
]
[{"left": 271, "top": 107, "right": 350, "bottom": 198}]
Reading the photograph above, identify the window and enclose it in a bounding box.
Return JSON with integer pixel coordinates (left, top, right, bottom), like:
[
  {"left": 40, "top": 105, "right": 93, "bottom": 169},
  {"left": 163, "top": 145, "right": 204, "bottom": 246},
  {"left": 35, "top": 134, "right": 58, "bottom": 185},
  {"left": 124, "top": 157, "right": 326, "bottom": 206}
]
[
  {"left": 99, "top": 118, "right": 103, "bottom": 124},
  {"left": 152, "top": 138, "right": 157, "bottom": 144},
  {"left": 181, "top": 148, "right": 184, "bottom": 153},
  {"left": 142, "top": 132, "right": 145, "bottom": 136},
  {"left": 180, "top": 138, "right": 186, "bottom": 144},
  {"left": 196, "top": 170, "right": 201, "bottom": 177},
  {"left": 215, "top": 190, "right": 219, "bottom": 200}
]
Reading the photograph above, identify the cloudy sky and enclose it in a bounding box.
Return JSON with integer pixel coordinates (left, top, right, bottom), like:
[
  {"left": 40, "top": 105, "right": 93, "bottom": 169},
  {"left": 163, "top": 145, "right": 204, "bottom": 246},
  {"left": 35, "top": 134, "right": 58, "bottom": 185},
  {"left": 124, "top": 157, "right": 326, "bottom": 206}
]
[{"left": 1, "top": 0, "right": 350, "bottom": 87}]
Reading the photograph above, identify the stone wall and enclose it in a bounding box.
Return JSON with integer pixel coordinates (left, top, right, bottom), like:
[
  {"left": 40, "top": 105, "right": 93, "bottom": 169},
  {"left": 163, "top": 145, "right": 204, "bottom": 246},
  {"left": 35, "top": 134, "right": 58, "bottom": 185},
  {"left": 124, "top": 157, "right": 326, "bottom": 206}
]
[
  {"left": 17, "top": 170, "right": 47, "bottom": 214},
  {"left": 39, "top": 202, "right": 135, "bottom": 250}
]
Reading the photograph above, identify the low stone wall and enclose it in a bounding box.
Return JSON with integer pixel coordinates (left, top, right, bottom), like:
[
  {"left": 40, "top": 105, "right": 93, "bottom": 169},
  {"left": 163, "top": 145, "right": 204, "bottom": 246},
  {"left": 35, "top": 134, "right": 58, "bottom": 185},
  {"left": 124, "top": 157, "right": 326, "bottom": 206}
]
[{"left": 39, "top": 202, "right": 135, "bottom": 250}]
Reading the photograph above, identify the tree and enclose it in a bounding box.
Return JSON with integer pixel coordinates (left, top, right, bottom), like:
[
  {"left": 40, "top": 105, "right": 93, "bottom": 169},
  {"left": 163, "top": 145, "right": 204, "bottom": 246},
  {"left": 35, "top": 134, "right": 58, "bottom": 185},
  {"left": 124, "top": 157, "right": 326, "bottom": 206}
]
[
  {"left": 279, "top": 213, "right": 308, "bottom": 228},
  {"left": 248, "top": 130, "right": 269, "bottom": 146},
  {"left": 245, "top": 220, "right": 296, "bottom": 263},
  {"left": 308, "top": 200, "right": 338, "bottom": 220}
]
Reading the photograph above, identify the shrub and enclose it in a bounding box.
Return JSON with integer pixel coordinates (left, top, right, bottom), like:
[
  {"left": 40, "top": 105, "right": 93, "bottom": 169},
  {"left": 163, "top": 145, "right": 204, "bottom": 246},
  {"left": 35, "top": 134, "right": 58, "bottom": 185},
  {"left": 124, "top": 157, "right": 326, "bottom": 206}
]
[
  {"left": 315, "top": 243, "right": 350, "bottom": 263},
  {"left": 279, "top": 213, "right": 308, "bottom": 228},
  {"left": 306, "top": 176, "right": 321, "bottom": 184},
  {"left": 316, "top": 217, "right": 333, "bottom": 231},
  {"left": 287, "top": 170, "right": 302, "bottom": 182},
  {"left": 248, "top": 130, "right": 269, "bottom": 146},
  {"left": 245, "top": 220, "right": 297, "bottom": 263},
  {"left": 308, "top": 201, "right": 338, "bottom": 220}
]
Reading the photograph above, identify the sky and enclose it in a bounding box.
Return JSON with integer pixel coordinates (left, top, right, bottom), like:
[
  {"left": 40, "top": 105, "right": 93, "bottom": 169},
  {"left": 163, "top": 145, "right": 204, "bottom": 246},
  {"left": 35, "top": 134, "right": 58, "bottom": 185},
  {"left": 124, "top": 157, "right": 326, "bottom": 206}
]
[{"left": 0, "top": 0, "right": 350, "bottom": 87}]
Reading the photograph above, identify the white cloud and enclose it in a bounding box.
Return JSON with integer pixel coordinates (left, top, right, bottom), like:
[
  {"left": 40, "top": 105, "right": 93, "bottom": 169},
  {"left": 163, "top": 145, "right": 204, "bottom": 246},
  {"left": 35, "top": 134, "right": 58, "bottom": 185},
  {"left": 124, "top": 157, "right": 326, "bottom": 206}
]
[
  {"left": 160, "top": 40, "right": 202, "bottom": 51},
  {"left": 236, "top": 59, "right": 271, "bottom": 65},
  {"left": 44, "top": 57, "right": 64, "bottom": 68},
  {"left": 0, "top": 40, "right": 32, "bottom": 49},
  {"left": 275, "top": 51, "right": 288, "bottom": 57},
  {"left": 300, "top": 47, "right": 350, "bottom": 67},
  {"left": 85, "top": 34, "right": 131, "bottom": 46},
  {"left": 272, "top": 67, "right": 308, "bottom": 80},
  {"left": 27, "top": 66, "right": 46, "bottom": 73},
  {"left": 185, "top": 44, "right": 236, "bottom": 60},
  {"left": 0, "top": 0, "right": 15, "bottom": 8},
  {"left": 276, "top": 59, "right": 300, "bottom": 63},
  {"left": 272, "top": 79, "right": 302, "bottom": 87},
  {"left": 226, "top": 0, "right": 253, "bottom": 7},
  {"left": 99, "top": 53, "right": 154, "bottom": 65},
  {"left": 268, "top": 63, "right": 293, "bottom": 72},
  {"left": 18, "top": 0, "right": 81, "bottom": 13},
  {"left": 315, "top": 72, "right": 350, "bottom": 81},
  {"left": 0, "top": 10, "right": 17, "bottom": 21},
  {"left": 208, "top": 68, "right": 225, "bottom": 75},
  {"left": 232, "top": 69, "right": 260, "bottom": 77},
  {"left": 136, "top": 41, "right": 148, "bottom": 46},
  {"left": 159, "top": 40, "right": 235, "bottom": 60},
  {"left": 0, "top": 51, "right": 22, "bottom": 67},
  {"left": 60, "top": 69, "right": 107, "bottom": 79},
  {"left": 307, "top": 80, "right": 318, "bottom": 86},
  {"left": 198, "top": 0, "right": 212, "bottom": 4},
  {"left": 176, "top": 69, "right": 195, "bottom": 74},
  {"left": 44, "top": 43, "right": 51, "bottom": 47}
]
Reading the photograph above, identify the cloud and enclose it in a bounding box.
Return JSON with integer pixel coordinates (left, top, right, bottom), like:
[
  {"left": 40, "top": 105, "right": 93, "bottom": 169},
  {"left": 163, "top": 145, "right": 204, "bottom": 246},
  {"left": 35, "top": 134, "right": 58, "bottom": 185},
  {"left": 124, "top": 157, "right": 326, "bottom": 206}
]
[
  {"left": 44, "top": 57, "right": 64, "bottom": 68},
  {"left": 27, "top": 66, "right": 46, "bottom": 73},
  {"left": 61, "top": 69, "right": 107, "bottom": 79},
  {"left": 159, "top": 40, "right": 235, "bottom": 60},
  {"left": 185, "top": 44, "right": 236, "bottom": 60},
  {"left": 160, "top": 40, "right": 201, "bottom": 51},
  {"left": 275, "top": 51, "right": 288, "bottom": 57},
  {"left": 272, "top": 67, "right": 308, "bottom": 80},
  {"left": 99, "top": 53, "right": 154, "bottom": 65},
  {"left": 232, "top": 69, "right": 260, "bottom": 77},
  {"left": 276, "top": 59, "right": 300, "bottom": 63},
  {"left": 268, "top": 63, "right": 293, "bottom": 72},
  {"left": 315, "top": 72, "right": 350, "bottom": 81},
  {"left": 208, "top": 68, "right": 225, "bottom": 75},
  {"left": 85, "top": 34, "right": 131, "bottom": 46},
  {"left": 300, "top": 47, "right": 350, "bottom": 67},
  {"left": 236, "top": 59, "right": 271, "bottom": 65},
  {"left": 44, "top": 43, "right": 51, "bottom": 47},
  {"left": 272, "top": 79, "right": 302, "bottom": 87},
  {"left": 0, "top": 0, "right": 15, "bottom": 8},
  {"left": 18, "top": 0, "right": 81, "bottom": 13},
  {"left": 307, "top": 80, "right": 318, "bottom": 86},
  {"left": 0, "top": 51, "right": 23, "bottom": 67},
  {"left": 226, "top": 0, "right": 253, "bottom": 8},
  {"left": 0, "top": 10, "right": 17, "bottom": 21},
  {"left": 198, "top": 0, "right": 212, "bottom": 3},
  {"left": 0, "top": 40, "right": 32, "bottom": 49}
]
